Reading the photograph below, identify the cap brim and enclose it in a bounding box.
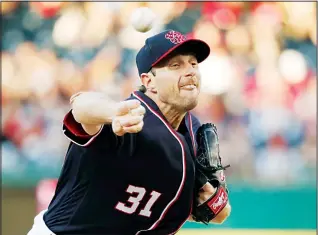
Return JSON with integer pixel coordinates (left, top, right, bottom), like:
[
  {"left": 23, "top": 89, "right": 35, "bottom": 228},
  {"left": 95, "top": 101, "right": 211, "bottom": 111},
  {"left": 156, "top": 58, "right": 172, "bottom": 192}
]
[{"left": 151, "top": 39, "right": 210, "bottom": 67}]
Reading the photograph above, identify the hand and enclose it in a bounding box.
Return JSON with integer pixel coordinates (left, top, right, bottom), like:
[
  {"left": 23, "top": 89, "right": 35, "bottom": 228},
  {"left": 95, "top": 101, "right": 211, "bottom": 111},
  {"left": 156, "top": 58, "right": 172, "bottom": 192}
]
[
  {"left": 197, "top": 182, "right": 216, "bottom": 205},
  {"left": 197, "top": 182, "right": 231, "bottom": 224},
  {"left": 112, "top": 100, "right": 146, "bottom": 136}
]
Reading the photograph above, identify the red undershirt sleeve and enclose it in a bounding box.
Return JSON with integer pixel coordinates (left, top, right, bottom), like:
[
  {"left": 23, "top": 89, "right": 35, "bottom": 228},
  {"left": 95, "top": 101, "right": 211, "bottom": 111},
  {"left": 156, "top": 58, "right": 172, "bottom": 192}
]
[{"left": 62, "top": 110, "right": 104, "bottom": 147}]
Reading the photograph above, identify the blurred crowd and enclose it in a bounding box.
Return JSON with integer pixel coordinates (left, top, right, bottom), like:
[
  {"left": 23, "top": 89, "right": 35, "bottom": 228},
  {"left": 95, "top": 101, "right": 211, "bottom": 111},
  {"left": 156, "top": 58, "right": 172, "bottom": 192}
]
[{"left": 1, "top": 2, "right": 316, "bottom": 186}]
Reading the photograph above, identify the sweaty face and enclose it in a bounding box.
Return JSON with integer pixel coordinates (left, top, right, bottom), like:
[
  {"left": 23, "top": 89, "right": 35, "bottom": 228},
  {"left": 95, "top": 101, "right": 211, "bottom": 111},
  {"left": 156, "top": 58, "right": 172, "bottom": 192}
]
[{"left": 152, "top": 54, "right": 201, "bottom": 112}]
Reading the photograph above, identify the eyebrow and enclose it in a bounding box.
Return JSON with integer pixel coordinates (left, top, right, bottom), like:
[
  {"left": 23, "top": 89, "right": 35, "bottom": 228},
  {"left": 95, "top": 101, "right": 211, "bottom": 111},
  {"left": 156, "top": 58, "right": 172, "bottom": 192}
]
[
  {"left": 154, "top": 53, "right": 197, "bottom": 68},
  {"left": 169, "top": 54, "right": 197, "bottom": 64}
]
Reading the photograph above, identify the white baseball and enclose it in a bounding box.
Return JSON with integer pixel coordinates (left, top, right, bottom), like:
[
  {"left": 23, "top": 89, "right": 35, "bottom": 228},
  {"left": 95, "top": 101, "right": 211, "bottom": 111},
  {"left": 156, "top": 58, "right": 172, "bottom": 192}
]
[{"left": 130, "top": 7, "right": 156, "bottom": 33}]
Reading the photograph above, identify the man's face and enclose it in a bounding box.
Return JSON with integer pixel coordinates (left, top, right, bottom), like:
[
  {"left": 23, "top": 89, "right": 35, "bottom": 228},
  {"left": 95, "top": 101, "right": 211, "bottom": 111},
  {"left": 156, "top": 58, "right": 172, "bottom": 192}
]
[{"left": 151, "top": 53, "right": 201, "bottom": 112}]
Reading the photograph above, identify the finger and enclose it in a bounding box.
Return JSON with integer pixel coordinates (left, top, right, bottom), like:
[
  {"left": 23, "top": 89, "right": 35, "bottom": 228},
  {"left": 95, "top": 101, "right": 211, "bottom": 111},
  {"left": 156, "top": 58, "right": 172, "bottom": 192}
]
[
  {"left": 201, "top": 182, "right": 215, "bottom": 193},
  {"left": 119, "top": 116, "right": 144, "bottom": 127},
  {"left": 130, "top": 105, "right": 146, "bottom": 116},
  {"left": 198, "top": 192, "right": 212, "bottom": 205},
  {"left": 116, "top": 100, "right": 141, "bottom": 116},
  {"left": 70, "top": 92, "right": 83, "bottom": 104},
  {"left": 123, "top": 121, "right": 144, "bottom": 133},
  {"left": 112, "top": 119, "right": 124, "bottom": 136}
]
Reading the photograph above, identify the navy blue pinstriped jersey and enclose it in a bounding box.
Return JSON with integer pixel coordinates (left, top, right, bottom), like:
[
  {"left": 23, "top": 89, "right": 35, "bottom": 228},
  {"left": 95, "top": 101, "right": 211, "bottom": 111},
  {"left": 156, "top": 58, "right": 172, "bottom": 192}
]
[{"left": 43, "top": 91, "right": 201, "bottom": 235}]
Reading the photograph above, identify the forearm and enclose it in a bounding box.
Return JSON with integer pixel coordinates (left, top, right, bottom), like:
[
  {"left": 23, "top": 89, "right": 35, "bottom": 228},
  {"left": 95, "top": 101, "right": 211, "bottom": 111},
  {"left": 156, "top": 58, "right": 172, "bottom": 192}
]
[
  {"left": 71, "top": 92, "right": 117, "bottom": 125},
  {"left": 70, "top": 92, "right": 118, "bottom": 135}
]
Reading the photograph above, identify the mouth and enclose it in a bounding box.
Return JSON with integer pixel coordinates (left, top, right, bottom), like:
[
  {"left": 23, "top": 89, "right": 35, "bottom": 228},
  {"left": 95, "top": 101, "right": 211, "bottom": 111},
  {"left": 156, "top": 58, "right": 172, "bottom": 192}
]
[{"left": 180, "top": 84, "right": 197, "bottom": 90}]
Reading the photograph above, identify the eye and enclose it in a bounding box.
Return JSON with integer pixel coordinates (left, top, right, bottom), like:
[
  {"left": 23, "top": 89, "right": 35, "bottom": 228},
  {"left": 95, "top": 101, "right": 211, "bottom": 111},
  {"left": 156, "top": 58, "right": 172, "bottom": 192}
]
[
  {"left": 191, "top": 62, "right": 198, "bottom": 67},
  {"left": 170, "top": 63, "right": 180, "bottom": 68}
]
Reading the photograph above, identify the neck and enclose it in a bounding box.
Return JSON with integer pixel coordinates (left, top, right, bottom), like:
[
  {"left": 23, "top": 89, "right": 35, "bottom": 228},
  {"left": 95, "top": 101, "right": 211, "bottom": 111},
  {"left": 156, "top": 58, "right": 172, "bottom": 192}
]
[
  {"left": 158, "top": 104, "right": 186, "bottom": 130},
  {"left": 146, "top": 92, "right": 186, "bottom": 130}
]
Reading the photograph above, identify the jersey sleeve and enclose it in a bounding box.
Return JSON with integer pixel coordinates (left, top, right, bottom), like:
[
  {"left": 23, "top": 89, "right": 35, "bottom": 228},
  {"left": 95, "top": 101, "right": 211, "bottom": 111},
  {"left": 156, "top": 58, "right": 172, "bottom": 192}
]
[{"left": 63, "top": 110, "right": 110, "bottom": 147}]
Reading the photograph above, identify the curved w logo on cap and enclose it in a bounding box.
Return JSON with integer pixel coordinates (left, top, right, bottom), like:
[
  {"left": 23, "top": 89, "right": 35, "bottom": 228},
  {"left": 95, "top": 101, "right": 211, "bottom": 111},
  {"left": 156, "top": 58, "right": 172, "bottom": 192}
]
[{"left": 165, "top": 30, "right": 186, "bottom": 44}]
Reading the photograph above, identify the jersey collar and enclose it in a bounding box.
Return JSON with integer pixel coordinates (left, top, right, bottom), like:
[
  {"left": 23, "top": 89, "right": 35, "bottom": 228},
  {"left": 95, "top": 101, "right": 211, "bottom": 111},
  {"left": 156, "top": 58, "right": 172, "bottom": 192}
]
[
  {"left": 132, "top": 91, "right": 161, "bottom": 113},
  {"left": 132, "top": 91, "right": 192, "bottom": 131}
]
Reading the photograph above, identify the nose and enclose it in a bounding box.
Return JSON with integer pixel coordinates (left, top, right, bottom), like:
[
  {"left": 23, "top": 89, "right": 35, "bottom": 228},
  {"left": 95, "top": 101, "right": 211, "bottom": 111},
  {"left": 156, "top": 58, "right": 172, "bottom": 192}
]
[{"left": 184, "top": 64, "right": 196, "bottom": 77}]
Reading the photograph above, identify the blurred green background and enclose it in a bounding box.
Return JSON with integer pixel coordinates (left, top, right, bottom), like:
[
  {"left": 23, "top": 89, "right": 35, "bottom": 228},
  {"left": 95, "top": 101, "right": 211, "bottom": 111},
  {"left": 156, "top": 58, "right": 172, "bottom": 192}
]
[{"left": 1, "top": 2, "right": 316, "bottom": 235}]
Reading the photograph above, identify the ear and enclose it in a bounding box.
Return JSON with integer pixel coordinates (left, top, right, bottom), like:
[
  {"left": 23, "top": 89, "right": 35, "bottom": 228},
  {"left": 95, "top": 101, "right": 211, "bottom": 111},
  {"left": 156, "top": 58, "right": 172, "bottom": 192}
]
[
  {"left": 140, "top": 72, "right": 157, "bottom": 92},
  {"left": 140, "top": 73, "right": 151, "bottom": 88}
]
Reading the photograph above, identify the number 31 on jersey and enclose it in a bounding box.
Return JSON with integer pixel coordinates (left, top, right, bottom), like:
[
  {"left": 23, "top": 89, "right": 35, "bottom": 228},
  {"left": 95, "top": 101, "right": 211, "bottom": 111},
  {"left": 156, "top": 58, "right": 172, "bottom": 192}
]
[{"left": 115, "top": 185, "right": 161, "bottom": 217}]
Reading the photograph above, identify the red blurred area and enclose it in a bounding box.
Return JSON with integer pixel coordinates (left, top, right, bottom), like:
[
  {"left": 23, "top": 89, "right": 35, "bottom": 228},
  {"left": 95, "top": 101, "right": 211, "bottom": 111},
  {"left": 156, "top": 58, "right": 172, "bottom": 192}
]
[
  {"left": 36, "top": 179, "right": 58, "bottom": 213},
  {"left": 202, "top": 2, "right": 244, "bottom": 29},
  {"left": 244, "top": 70, "right": 314, "bottom": 110},
  {"left": 29, "top": 2, "right": 65, "bottom": 18}
]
